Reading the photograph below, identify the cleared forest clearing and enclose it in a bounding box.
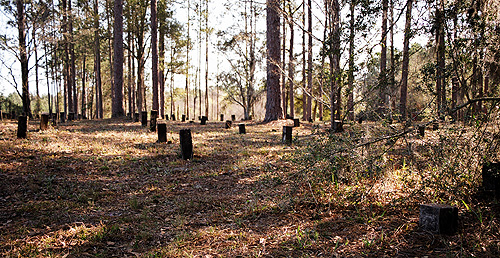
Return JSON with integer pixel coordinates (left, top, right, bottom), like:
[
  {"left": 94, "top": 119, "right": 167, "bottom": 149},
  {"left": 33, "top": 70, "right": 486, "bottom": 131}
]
[{"left": 1, "top": 117, "right": 500, "bottom": 257}]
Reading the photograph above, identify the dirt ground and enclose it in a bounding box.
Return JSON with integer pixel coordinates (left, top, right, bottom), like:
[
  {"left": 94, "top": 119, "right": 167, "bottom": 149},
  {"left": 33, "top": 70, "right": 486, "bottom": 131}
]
[{"left": 1, "top": 117, "right": 499, "bottom": 257}]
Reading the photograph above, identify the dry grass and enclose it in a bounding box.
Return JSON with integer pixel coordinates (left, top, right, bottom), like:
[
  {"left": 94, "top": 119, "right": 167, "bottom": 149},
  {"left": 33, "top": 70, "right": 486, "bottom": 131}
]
[{"left": 1, "top": 116, "right": 500, "bottom": 257}]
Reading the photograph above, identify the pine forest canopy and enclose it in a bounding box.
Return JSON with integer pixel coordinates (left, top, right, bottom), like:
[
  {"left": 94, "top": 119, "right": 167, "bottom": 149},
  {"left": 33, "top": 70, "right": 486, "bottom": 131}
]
[{"left": 0, "top": 0, "right": 498, "bottom": 123}]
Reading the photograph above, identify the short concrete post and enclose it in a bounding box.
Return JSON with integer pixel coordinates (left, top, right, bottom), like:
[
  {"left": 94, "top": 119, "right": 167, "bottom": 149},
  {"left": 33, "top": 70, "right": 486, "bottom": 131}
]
[
  {"left": 179, "top": 129, "right": 193, "bottom": 160},
  {"left": 418, "top": 125, "right": 425, "bottom": 137},
  {"left": 225, "top": 120, "right": 232, "bottom": 129},
  {"left": 419, "top": 204, "right": 458, "bottom": 235},
  {"left": 333, "top": 120, "right": 344, "bottom": 133},
  {"left": 238, "top": 123, "right": 246, "bottom": 134},
  {"left": 482, "top": 162, "right": 500, "bottom": 196},
  {"left": 231, "top": 115, "right": 236, "bottom": 121},
  {"left": 293, "top": 118, "right": 300, "bottom": 127},
  {"left": 60, "top": 112, "right": 66, "bottom": 123},
  {"left": 283, "top": 126, "right": 293, "bottom": 144},
  {"left": 40, "top": 113, "right": 49, "bottom": 131},
  {"left": 157, "top": 123, "right": 167, "bottom": 143},
  {"left": 150, "top": 110, "right": 158, "bottom": 132},
  {"left": 141, "top": 111, "right": 148, "bottom": 127},
  {"left": 17, "top": 116, "right": 28, "bottom": 139},
  {"left": 220, "top": 114, "right": 224, "bottom": 121}
]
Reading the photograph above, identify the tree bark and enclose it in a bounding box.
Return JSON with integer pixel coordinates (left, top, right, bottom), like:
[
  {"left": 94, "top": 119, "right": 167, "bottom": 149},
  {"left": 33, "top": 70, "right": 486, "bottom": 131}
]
[
  {"left": 379, "top": 0, "right": 388, "bottom": 110},
  {"left": 400, "top": 0, "right": 413, "bottom": 120},
  {"left": 306, "top": 0, "right": 313, "bottom": 121},
  {"left": 347, "top": 0, "right": 355, "bottom": 121},
  {"left": 151, "top": 0, "right": 159, "bottom": 111},
  {"left": 94, "top": 0, "right": 103, "bottom": 118},
  {"left": 264, "top": 0, "right": 282, "bottom": 122},
  {"left": 112, "top": 0, "right": 124, "bottom": 117},
  {"left": 288, "top": 2, "right": 295, "bottom": 119},
  {"left": 17, "top": 0, "right": 30, "bottom": 116}
]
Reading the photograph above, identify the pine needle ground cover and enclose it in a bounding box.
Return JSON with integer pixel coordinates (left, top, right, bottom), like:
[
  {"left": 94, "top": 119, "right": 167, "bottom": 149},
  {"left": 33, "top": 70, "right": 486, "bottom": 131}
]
[{"left": 1, "top": 117, "right": 500, "bottom": 257}]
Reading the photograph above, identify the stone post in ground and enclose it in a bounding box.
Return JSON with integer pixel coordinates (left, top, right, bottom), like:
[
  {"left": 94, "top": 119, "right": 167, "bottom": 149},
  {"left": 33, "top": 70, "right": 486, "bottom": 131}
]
[
  {"left": 17, "top": 116, "right": 28, "bottom": 139},
  {"left": 293, "top": 118, "right": 300, "bottom": 127},
  {"left": 141, "top": 111, "right": 148, "bottom": 127},
  {"left": 150, "top": 110, "right": 158, "bottom": 132},
  {"left": 40, "top": 113, "right": 49, "bottom": 131},
  {"left": 283, "top": 126, "right": 293, "bottom": 144},
  {"left": 60, "top": 112, "right": 66, "bottom": 123},
  {"left": 179, "top": 129, "right": 193, "bottom": 160},
  {"left": 157, "top": 123, "right": 167, "bottom": 143},
  {"left": 419, "top": 204, "right": 458, "bottom": 235},
  {"left": 418, "top": 125, "right": 425, "bottom": 137},
  {"left": 238, "top": 123, "right": 246, "bottom": 134}
]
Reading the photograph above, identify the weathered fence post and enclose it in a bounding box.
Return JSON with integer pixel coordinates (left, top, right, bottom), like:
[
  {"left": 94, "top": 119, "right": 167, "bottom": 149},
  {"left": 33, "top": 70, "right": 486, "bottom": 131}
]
[
  {"left": 17, "top": 116, "right": 28, "bottom": 139},
  {"left": 283, "top": 126, "right": 293, "bottom": 144},
  {"left": 179, "top": 129, "right": 193, "bottom": 160},
  {"left": 141, "top": 111, "right": 148, "bottom": 127},
  {"left": 40, "top": 113, "right": 49, "bottom": 131},
  {"left": 157, "top": 123, "right": 167, "bottom": 143},
  {"left": 238, "top": 123, "right": 246, "bottom": 134},
  {"left": 225, "top": 120, "right": 232, "bottom": 129}
]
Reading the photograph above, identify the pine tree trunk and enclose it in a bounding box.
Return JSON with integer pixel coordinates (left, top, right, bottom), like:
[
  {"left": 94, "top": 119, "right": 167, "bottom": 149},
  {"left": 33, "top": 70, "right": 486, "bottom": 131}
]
[
  {"left": 17, "top": 0, "right": 30, "bottom": 116},
  {"left": 347, "top": 0, "right": 355, "bottom": 121},
  {"left": 288, "top": 2, "right": 295, "bottom": 119},
  {"left": 151, "top": 0, "right": 159, "bottom": 111},
  {"left": 400, "top": 0, "right": 413, "bottom": 120},
  {"left": 306, "top": 0, "right": 313, "bottom": 121},
  {"left": 112, "top": 0, "right": 124, "bottom": 117},
  {"left": 379, "top": 0, "right": 388, "bottom": 111},
  {"left": 94, "top": 0, "right": 103, "bottom": 118},
  {"left": 264, "top": 0, "right": 282, "bottom": 122}
]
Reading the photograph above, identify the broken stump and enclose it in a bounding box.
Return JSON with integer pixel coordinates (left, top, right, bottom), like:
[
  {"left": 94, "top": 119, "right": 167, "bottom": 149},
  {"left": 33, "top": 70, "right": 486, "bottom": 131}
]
[
  {"left": 333, "top": 120, "right": 344, "bottom": 133},
  {"left": 179, "top": 129, "right": 193, "bottom": 160},
  {"left": 419, "top": 204, "right": 458, "bottom": 235}
]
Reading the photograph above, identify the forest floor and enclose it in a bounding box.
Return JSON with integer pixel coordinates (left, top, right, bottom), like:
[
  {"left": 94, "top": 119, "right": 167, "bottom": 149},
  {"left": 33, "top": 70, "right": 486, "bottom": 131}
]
[{"left": 1, "top": 116, "right": 500, "bottom": 257}]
